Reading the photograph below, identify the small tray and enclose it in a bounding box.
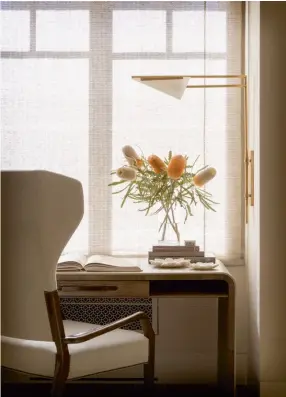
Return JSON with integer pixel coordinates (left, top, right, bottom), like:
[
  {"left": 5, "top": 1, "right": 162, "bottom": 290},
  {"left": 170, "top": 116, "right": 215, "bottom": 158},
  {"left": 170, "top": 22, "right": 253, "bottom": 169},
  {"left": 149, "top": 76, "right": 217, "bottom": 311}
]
[
  {"left": 190, "top": 262, "right": 218, "bottom": 270},
  {"left": 149, "top": 258, "right": 190, "bottom": 269}
]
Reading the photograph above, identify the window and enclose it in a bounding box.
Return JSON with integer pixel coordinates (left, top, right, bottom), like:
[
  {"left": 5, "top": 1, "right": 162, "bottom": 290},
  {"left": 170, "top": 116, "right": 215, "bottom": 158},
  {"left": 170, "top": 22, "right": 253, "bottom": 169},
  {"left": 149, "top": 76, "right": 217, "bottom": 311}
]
[
  {"left": 1, "top": 10, "right": 30, "bottom": 51},
  {"left": 36, "top": 10, "right": 89, "bottom": 51},
  {"left": 1, "top": 2, "right": 243, "bottom": 263}
]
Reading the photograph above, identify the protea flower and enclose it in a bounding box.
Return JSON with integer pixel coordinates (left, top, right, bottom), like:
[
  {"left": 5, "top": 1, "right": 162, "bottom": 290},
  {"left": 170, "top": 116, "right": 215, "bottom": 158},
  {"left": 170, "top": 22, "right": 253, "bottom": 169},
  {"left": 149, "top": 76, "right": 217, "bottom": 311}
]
[
  {"left": 116, "top": 166, "right": 137, "bottom": 181},
  {"left": 167, "top": 155, "right": 186, "bottom": 180},
  {"left": 148, "top": 154, "right": 167, "bottom": 173},
  {"left": 193, "top": 167, "right": 216, "bottom": 187},
  {"left": 122, "top": 145, "right": 142, "bottom": 167}
]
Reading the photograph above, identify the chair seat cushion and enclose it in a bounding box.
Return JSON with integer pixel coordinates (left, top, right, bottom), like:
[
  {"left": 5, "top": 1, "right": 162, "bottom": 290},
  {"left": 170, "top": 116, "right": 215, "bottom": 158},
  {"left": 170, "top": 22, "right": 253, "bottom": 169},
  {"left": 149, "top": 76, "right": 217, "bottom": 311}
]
[
  {"left": 65, "top": 320, "right": 149, "bottom": 379},
  {"left": 1, "top": 320, "right": 149, "bottom": 379}
]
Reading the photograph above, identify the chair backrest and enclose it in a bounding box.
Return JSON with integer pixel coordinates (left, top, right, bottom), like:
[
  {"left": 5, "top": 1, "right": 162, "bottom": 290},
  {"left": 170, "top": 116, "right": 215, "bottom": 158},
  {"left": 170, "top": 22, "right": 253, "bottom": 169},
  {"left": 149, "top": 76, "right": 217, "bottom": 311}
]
[{"left": 1, "top": 170, "right": 84, "bottom": 341}]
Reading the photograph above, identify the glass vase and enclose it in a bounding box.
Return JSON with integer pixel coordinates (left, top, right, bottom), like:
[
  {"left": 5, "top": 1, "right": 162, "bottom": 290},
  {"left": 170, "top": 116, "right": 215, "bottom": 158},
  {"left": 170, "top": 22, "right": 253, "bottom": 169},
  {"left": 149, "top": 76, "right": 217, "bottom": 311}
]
[{"left": 157, "top": 206, "right": 181, "bottom": 246}]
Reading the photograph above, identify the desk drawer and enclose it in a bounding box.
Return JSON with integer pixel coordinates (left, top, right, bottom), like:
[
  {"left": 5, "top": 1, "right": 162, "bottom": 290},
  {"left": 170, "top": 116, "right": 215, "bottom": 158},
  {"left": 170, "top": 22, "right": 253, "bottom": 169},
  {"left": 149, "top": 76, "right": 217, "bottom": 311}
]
[{"left": 58, "top": 280, "right": 149, "bottom": 298}]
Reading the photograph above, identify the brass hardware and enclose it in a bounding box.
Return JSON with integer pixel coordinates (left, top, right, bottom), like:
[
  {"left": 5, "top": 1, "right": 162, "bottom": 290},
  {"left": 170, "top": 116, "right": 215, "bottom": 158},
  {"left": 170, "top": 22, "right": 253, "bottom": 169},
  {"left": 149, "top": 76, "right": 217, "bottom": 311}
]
[
  {"left": 132, "top": 74, "right": 246, "bottom": 80},
  {"left": 186, "top": 84, "right": 246, "bottom": 88},
  {"left": 245, "top": 155, "right": 249, "bottom": 224},
  {"left": 133, "top": 75, "right": 247, "bottom": 89},
  {"left": 249, "top": 150, "right": 254, "bottom": 206},
  {"left": 244, "top": 150, "right": 254, "bottom": 222}
]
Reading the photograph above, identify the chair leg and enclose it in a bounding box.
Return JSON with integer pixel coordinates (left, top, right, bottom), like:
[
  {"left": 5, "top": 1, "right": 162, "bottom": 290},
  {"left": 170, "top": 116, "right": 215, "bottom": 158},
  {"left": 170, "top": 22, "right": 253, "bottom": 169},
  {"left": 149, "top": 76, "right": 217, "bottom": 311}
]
[
  {"left": 51, "top": 354, "right": 69, "bottom": 397},
  {"left": 144, "top": 362, "right": 154, "bottom": 388},
  {"left": 144, "top": 335, "right": 155, "bottom": 391}
]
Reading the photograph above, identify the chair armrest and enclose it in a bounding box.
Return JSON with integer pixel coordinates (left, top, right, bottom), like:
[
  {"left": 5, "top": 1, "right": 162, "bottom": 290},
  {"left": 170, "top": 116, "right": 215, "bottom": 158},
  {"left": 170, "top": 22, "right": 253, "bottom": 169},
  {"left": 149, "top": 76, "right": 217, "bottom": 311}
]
[{"left": 64, "top": 311, "right": 154, "bottom": 344}]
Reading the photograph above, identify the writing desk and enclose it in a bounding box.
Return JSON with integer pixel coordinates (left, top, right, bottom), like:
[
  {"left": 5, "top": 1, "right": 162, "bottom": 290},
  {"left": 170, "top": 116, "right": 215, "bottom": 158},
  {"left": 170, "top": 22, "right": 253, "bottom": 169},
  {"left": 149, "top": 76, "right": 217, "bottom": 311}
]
[{"left": 57, "top": 260, "right": 235, "bottom": 397}]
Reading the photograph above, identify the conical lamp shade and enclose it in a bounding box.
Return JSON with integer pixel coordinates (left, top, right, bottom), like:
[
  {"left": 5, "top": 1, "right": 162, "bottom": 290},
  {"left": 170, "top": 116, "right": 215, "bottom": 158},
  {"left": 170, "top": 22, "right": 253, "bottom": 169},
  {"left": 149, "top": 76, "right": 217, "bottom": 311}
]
[{"left": 133, "top": 77, "right": 189, "bottom": 99}]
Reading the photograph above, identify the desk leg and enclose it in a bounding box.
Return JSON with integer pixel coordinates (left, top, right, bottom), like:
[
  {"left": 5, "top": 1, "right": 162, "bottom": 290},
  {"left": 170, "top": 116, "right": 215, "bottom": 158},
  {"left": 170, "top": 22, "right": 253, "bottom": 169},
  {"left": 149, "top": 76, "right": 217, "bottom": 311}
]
[{"left": 217, "top": 284, "right": 236, "bottom": 397}]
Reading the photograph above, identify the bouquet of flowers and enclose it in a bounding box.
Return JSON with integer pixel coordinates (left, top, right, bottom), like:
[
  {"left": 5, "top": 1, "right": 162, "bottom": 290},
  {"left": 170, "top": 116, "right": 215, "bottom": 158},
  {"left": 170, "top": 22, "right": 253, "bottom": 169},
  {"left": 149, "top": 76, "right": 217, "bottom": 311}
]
[{"left": 109, "top": 145, "right": 217, "bottom": 244}]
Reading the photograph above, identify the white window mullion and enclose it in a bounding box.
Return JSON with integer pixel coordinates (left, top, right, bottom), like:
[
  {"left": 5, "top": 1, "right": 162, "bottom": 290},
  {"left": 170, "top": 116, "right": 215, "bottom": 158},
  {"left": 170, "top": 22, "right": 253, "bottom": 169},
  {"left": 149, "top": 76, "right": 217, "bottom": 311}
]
[
  {"left": 29, "top": 3, "right": 36, "bottom": 52},
  {"left": 88, "top": 3, "right": 113, "bottom": 255}
]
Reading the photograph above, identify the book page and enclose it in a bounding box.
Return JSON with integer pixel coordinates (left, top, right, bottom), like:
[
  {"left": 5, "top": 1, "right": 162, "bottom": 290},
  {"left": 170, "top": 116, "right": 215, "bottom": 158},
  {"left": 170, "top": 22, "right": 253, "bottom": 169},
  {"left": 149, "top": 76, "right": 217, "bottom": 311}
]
[
  {"left": 86, "top": 255, "right": 135, "bottom": 267},
  {"left": 58, "top": 252, "right": 87, "bottom": 267}
]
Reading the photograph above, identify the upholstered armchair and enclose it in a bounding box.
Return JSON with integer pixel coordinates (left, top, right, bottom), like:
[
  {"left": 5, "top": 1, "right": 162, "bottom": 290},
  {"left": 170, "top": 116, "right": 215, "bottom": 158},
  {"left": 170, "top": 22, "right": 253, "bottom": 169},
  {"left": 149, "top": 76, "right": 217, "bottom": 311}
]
[{"left": 1, "top": 171, "right": 155, "bottom": 397}]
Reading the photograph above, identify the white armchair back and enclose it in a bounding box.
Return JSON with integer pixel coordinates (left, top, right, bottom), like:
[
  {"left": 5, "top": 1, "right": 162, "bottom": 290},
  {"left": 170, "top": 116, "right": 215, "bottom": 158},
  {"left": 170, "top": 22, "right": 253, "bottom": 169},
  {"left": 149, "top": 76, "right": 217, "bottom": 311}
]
[{"left": 1, "top": 171, "right": 83, "bottom": 342}]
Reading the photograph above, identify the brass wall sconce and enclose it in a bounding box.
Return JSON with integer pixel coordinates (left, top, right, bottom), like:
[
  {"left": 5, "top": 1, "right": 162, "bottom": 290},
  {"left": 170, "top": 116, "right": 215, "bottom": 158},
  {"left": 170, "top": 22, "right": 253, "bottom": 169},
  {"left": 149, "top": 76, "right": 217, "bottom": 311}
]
[{"left": 132, "top": 74, "right": 254, "bottom": 223}]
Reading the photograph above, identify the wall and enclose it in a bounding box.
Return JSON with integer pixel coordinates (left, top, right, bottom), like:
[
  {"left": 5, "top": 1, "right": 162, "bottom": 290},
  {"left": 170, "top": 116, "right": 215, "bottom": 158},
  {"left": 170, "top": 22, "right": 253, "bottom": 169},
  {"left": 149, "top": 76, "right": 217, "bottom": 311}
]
[
  {"left": 259, "top": 2, "right": 286, "bottom": 396},
  {"left": 246, "top": 2, "right": 286, "bottom": 396}
]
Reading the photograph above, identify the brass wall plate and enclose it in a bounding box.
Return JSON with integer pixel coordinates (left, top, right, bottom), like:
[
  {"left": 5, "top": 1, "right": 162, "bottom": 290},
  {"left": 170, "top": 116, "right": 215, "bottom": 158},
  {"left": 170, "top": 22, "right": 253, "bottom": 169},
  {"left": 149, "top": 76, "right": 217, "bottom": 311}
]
[{"left": 249, "top": 150, "right": 254, "bottom": 206}]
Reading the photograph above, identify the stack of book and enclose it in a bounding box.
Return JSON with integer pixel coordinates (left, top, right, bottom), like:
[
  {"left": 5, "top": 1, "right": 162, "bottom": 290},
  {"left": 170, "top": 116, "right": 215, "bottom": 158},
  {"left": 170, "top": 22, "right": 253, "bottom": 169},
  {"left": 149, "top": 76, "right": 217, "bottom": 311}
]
[{"left": 148, "top": 240, "right": 215, "bottom": 263}]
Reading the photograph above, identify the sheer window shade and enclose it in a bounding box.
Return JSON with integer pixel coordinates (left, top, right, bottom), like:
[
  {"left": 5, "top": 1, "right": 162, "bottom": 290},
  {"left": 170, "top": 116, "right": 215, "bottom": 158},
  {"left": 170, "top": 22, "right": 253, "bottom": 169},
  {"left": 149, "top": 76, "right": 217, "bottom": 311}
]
[{"left": 1, "top": 2, "right": 243, "bottom": 263}]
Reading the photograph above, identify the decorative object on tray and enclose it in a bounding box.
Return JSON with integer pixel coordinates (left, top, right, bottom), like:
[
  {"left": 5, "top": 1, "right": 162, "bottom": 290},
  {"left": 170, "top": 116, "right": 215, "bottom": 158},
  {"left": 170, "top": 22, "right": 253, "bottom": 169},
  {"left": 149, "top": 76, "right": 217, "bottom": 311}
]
[
  {"left": 148, "top": 239, "right": 216, "bottom": 264},
  {"left": 149, "top": 258, "right": 190, "bottom": 269},
  {"left": 109, "top": 145, "right": 217, "bottom": 245},
  {"left": 190, "top": 262, "right": 218, "bottom": 270}
]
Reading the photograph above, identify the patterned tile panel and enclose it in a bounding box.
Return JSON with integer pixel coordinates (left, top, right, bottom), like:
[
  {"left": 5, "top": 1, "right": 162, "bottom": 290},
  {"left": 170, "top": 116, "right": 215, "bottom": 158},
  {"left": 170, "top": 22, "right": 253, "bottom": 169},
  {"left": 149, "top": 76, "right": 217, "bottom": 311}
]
[{"left": 60, "top": 297, "right": 153, "bottom": 331}]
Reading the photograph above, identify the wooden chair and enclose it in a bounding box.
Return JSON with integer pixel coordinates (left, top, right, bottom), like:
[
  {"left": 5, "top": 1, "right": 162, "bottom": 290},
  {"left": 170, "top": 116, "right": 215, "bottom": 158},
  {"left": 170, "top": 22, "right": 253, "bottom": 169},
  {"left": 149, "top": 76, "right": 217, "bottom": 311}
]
[{"left": 1, "top": 170, "right": 155, "bottom": 397}]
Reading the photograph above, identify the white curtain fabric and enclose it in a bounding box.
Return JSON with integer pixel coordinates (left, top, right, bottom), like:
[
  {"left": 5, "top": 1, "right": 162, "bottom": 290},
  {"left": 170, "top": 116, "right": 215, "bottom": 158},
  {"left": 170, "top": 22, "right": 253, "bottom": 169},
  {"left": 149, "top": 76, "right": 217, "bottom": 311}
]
[{"left": 1, "top": 2, "right": 243, "bottom": 263}]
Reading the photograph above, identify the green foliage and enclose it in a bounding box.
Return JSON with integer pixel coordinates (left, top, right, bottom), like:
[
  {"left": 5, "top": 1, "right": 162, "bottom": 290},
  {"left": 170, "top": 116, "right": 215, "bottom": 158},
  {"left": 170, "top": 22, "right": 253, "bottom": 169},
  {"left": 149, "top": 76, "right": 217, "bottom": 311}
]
[{"left": 108, "top": 154, "right": 217, "bottom": 242}]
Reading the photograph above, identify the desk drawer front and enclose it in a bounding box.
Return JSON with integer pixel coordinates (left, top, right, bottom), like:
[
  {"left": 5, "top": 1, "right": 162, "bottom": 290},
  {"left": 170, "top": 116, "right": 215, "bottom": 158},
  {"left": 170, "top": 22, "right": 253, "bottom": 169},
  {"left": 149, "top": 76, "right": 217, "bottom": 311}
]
[{"left": 58, "top": 280, "right": 149, "bottom": 298}]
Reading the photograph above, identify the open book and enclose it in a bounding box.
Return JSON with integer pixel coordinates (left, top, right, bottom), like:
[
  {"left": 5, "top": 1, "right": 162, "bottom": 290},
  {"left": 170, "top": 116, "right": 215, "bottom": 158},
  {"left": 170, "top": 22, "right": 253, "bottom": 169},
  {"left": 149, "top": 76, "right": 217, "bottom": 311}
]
[{"left": 57, "top": 253, "right": 142, "bottom": 272}]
